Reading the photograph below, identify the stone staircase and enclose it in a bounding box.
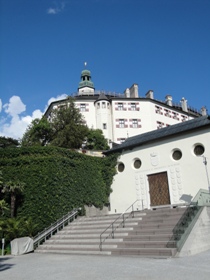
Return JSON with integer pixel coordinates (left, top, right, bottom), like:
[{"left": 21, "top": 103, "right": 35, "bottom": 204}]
[{"left": 35, "top": 207, "right": 187, "bottom": 257}]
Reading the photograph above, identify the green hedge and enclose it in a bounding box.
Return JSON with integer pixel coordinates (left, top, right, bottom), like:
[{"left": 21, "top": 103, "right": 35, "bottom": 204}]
[{"left": 0, "top": 146, "right": 117, "bottom": 233}]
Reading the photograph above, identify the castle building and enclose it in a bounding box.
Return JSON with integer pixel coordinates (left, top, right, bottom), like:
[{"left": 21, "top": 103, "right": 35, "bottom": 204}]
[
  {"left": 44, "top": 66, "right": 207, "bottom": 146},
  {"left": 104, "top": 115, "right": 210, "bottom": 213}
]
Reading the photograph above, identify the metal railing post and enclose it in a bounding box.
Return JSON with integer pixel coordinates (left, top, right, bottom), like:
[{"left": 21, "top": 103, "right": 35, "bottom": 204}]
[
  {"left": 112, "top": 223, "right": 114, "bottom": 238},
  {"left": 132, "top": 204, "right": 134, "bottom": 218}
]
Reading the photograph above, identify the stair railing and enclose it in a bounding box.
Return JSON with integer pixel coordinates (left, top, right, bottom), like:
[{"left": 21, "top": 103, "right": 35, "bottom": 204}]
[
  {"left": 99, "top": 200, "right": 139, "bottom": 251},
  {"left": 33, "top": 208, "right": 81, "bottom": 249}
]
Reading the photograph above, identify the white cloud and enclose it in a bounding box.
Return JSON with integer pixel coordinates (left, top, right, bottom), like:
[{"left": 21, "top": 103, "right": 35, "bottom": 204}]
[
  {"left": 47, "top": 93, "right": 67, "bottom": 106},
  {"left": 3, "top": 96, "right": 26, "bottom": 117},
  {"left": 47, "top": 2, "right": 66, "bottom": 15},
  {"left": 0, "top": 94, "right": 67, "bottom": 140}
]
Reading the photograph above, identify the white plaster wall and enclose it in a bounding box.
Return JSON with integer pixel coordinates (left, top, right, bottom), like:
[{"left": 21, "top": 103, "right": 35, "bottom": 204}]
[
  {"left": 177, "top": 207, "right": 210, "bottom": 257},
  {"left": 75, "top": 100, "right": 96, "bottom": 129},
  {"left": 95, "top": 100, "right": 112, "bottom": 141},
  {"left": 109, "top": 128, "right": 210, "bottom": 214}
]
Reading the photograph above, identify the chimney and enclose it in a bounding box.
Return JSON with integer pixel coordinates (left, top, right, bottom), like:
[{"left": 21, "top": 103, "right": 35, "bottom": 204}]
[
  {"left": 145, "top": 90, "right": 154, "bottom": 99},
  {"left": 180, "top": 97, "right": 188, "bottom": 112},
  {"left": 165, "top": 95, "right": 173, "bottom": 106},
  {"left": 124, "top": 88, "right": 130, "bottom": 98},
  {"left": 130, "top": 84, "right": 138, "bottom": 98},
  {"left": 201, "top": 106, "right": 207, "bottom": 116}
]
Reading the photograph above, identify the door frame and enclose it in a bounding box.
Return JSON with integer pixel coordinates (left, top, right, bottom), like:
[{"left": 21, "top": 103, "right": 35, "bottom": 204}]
[{"left": 146, "top": 170, "right": 172, "bottom": 208}]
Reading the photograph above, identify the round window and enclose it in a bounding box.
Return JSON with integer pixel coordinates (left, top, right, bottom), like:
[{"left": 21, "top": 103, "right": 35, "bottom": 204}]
[
  {"left": 118, "top": 162, "right": 125, "bottom": 172},
  {"left": 133, "top": 159, "right": 142, "bottom": 169},
  {"left": 194, "top": 144, "right": 205, "bottom": 156},
  {"left": 172, "top": 149, "right": 182, "bottom": 160}
]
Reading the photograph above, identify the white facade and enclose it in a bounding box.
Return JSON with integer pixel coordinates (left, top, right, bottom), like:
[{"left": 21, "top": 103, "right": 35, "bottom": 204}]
[
  {"left": 44, "top": 67, "right": 205, "bottom": 145},
  {"left": 105, "top": 116, "right": 210, "bottom": 214}
]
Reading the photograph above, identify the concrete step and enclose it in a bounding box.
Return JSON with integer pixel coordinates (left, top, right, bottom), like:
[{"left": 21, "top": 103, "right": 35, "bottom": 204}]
[
  {"left": 110, "top": 247, "right": 177, "bottom": 257},
  {"left": 124, "top": 234, "right": 174, "bottom": 241},
  {"left": 67, "top": 222, "right": 139, "bottom": 229},
  {"left": 45, "top": 238, "right": 123, "bottom": 244},
  {"left": 38, "top": 244, "right": 117, "bottom": 250},
  {"left": 50, "top": 232, "right": 129, "bottom": 239},
  {"left": 73, "top": 217, "right": 143, "bottom": 225},
  {"left": 35, "top": 249, "right": 111, "bottom": 256},
  {"left": 128, "top": 227, "right": 175, "bottom": 235},
  {"left": 59, "top": 227, "right": 134, "bottom": 234},
  {"left": 79, "top": 212, "right": 146, "bottom": 222},
  {"left": 116, "top": 240, "right": 177, "bottom": 248}
]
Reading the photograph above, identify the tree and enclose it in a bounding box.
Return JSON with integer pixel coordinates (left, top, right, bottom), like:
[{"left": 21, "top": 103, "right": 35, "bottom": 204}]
[
  {"left": 21, "top": 98, "right": 88, "bottom": 149},
  {"left": 1, "top": 181, "right": 25, "bottom": 218},
  {"left": 21, "top": 117, "right": 52, "bottom": 147},
  {"left": 50, "top": 97, "right": 89, "bottom": 148},
  {"left": 85, "top": 129, "right": 109, "bottom": 150},
  {"left": 0, "top": 136, "right": 19, "bottom": 148}
]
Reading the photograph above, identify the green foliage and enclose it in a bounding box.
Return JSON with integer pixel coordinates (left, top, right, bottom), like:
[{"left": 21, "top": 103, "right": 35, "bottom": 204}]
[
  {"left": 50, "top": 97, "right": 88, "bottom": 148},
  {"left": 84, "top": 129, "right": 109, "bottom": 150},
  {"left": 2, "top": 180, "right": 25, "bottom": 217},
  {"left": 0, "top": 146, "right": 117, "bottom": 236},
  {"left": 21, "top": 117, "right": 52, "bottom": 147},
  {"left": 21, "top": 98, "right": 89, "bottom": 149},
  {"left": 0, "top": 199, "right": 10, "bottom": 216},
  {"left": 0, "top": 136, "right": 19, "bottom": 148}
]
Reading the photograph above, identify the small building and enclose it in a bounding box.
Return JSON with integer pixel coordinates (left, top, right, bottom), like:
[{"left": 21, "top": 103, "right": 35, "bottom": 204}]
[
  {"left": 104, "top": 115, "right": 210, "bottom": 214},
  {"left": 44, "top": 66, "right": 206, "bottom": 146}
]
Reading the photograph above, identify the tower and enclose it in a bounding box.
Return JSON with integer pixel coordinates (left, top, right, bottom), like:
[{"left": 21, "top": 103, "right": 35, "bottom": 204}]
[{"left": 78, "top": 63, "right": 95, "bottom": 95}]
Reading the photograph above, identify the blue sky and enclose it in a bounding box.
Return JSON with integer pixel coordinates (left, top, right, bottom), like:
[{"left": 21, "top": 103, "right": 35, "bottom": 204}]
[{"left": 0, "top": 0, "right": 210, "bottom": 139}]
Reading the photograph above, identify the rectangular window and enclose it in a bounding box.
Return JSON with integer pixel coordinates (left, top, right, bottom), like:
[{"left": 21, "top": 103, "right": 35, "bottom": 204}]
[
  {"left": 80, "top": 104, "right": 86, "bottom": 112},
  {"left": 131, "top": 103, "right": 136, "bottom": 111},
  {"left": 164, "top": 109, "right": 171, "bottom": 117},
  {"left": 118, "top": 103, "right": 123, "bottom": 110},
  {"left": 120, "top": 138, "right": 126, "bottom": 143},
  {"left": 172, "top": 112, "right": 179, "bottom": 120},
  {"left": 157, "top": 121, "right": 164, "bottom": 129},
  {"left": 102, "top": 102, "right": 106, "bottom": 108},
  {"left": 132, "top": 119, "right": 138, "bottom": 128},
  {"left": 155, "top": 106, "right": 163, "bottom": 115},
  {"left": 103, "top": 123, "right": 107, "bottom": 129},
  {"left": 117, "top": 138, "right": 126, "bottom": 143},
  {"left": 119, "top": 119, "right": 125, "bottom": 128}
]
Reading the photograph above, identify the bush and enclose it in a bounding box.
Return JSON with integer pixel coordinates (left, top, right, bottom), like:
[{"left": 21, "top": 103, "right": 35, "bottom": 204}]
[{"left": 0, "top": 146, "right": 117, "bottom": 235}]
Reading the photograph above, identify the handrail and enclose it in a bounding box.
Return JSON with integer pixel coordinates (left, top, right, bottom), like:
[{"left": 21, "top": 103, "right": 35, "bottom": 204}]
[
  {"left": 99, "top": 200, "right": 139, "bottom": 251},
  {"left": 33, "top": 208, "right": 81, "bottom": 249}
]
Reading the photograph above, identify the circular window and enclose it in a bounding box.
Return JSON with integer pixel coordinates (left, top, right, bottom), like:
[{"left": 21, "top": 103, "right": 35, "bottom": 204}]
[
  {"left": 133, "top": 159, "right": 142, "bottom": 169},
  {"left": 118, "top": 162, "right": 125, "bottom": 172},
  {"left": 194, "top": 144, "right": 205, "bottom": 156},
  {"left": 172, "top": 149, "right": 182, "bottom": 161}
]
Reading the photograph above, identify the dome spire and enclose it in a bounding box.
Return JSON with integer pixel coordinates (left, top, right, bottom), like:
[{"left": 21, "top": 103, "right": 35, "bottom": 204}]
[{"left": 78, "top": 63, "right": 95, "bottom": 95}]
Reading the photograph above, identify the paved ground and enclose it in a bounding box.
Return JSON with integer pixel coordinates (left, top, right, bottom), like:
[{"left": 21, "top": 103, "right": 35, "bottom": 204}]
[{"left": 1, "top": 251, "right": 210, "bottom": 280}]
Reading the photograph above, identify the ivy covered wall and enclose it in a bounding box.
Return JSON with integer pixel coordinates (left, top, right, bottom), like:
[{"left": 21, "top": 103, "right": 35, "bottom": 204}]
[{"left": 0, "top": 146, "right": 117, "bottom": 232}]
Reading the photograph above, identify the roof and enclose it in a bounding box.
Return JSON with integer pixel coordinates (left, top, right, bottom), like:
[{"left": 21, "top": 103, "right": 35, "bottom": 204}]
[
  {"left": 104, "top": 115, "right": 210, "bottom": 155},
  {"left": 94, "top": 92, "right": 109, "bottom": 103},
  {"left": 44, "top": 93, "right": 202, "bottom": 118}
]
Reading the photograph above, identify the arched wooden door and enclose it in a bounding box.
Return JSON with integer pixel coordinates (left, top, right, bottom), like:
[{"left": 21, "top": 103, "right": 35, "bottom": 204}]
[{"left": 148, "top": 172, "right": 170, "bottom": 206}]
